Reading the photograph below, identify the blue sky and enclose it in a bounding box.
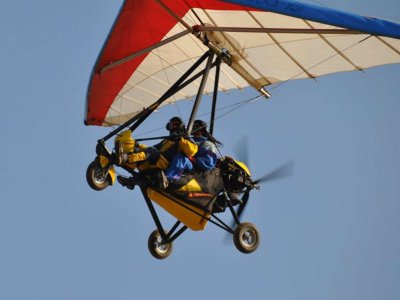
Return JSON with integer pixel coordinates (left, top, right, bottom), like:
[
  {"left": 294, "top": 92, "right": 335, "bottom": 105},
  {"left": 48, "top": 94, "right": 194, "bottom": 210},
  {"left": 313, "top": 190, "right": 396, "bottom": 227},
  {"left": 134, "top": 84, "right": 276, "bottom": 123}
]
[{"left": 1, "top": 1, "right": 399, "bottom": 300}]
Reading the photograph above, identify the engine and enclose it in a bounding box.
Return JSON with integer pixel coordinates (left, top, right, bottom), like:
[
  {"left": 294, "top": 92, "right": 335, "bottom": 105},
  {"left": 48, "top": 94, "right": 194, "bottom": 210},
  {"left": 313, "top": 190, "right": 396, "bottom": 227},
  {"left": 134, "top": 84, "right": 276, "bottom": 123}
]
[{"left": 218, "top": 156, "right": 253, "bottom": 193}]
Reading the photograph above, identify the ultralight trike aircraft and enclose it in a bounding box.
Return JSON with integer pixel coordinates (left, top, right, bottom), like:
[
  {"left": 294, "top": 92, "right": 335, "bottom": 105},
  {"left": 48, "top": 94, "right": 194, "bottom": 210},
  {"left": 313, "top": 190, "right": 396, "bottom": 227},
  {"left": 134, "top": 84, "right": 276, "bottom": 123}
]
[{"left": 84, "top": 0, "right": 400, "bottom": 259}]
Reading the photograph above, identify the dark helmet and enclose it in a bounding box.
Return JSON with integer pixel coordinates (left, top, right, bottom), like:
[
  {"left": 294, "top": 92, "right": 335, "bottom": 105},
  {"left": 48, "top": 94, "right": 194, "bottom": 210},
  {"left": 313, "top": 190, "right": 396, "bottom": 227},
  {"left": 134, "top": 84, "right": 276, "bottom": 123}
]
[
  {"left": 193, "top": 119, "right": 207, "bottom": 135},
  {"left": 166, "top": 116, "right": 185, "bottom": 133},
  {"left": 193, "top": 119, "right": 222, "bottom": 146}
]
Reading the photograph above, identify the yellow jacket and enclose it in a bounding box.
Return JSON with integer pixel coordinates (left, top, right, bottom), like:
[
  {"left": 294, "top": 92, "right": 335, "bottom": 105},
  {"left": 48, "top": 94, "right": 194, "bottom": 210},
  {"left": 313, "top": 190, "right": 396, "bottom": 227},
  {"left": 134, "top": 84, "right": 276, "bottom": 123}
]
[{"left": 129, "top": 136, "right": 198, "bottom": 170}]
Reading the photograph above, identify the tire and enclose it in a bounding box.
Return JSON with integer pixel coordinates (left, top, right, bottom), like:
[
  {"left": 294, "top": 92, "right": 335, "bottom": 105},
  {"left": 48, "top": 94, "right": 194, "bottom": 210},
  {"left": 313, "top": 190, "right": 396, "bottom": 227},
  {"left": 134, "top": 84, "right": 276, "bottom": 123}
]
[
  {"left": 233, "top": 222, "right": 260, "bottom": 254},
  {"left": 86, "top": 160, "right": 111, "bottom": 191},
  {"left": 148, "top": 229, "right": 173, "bottom": 259}
]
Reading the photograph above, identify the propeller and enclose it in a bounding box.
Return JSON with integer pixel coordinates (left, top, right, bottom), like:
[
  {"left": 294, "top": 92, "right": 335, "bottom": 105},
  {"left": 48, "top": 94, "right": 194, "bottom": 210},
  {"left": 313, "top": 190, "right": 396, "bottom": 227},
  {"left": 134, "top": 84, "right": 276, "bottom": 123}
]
[
  {"left": 235, "top": 161, "right": 294, "bottom": 220},
  {"left": 253, "top": 160, "right": 294, "bottom": 185},
  {"left": 233, "top": 135, "right": 249, "bottom": 166},
  {"left": 224, "top": 136, "right": 294, "bottom": 241}
]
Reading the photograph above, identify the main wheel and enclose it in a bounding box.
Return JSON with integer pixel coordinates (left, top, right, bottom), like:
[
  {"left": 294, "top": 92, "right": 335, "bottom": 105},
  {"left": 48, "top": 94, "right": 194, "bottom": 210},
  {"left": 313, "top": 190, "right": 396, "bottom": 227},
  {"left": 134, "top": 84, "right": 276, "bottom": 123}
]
[
  {"left": 148, "top": 229, "right": 173, "bottom": 259},
  {"left": 233, "top": 222, "right": 260, "bottom": 254},
  {"left": 86, "top": 160, "right": 111, "bottom": 191}
]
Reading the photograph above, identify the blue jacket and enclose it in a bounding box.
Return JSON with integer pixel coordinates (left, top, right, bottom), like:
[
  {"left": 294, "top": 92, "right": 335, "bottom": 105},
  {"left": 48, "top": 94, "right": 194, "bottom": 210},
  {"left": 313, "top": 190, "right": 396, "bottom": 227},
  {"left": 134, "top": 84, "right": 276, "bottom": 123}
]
[{"left": 192, "top": 136, "right": 218, "bottom": 171}]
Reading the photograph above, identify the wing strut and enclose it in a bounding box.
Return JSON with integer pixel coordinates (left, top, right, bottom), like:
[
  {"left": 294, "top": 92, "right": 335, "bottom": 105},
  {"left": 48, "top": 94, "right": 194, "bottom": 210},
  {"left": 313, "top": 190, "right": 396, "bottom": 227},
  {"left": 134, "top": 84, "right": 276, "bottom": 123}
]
[
  {"left": 210, "top": 58, "right": 221, "bottom": 135},
  {"left": 98, "top": 50, "right": 212, "bottom": 144},
  {"left": 187, "top": 51, "right": 215, "bottom": 134},
  {"left": 97, "top": 47, "right": 230, "bottom": 153}
]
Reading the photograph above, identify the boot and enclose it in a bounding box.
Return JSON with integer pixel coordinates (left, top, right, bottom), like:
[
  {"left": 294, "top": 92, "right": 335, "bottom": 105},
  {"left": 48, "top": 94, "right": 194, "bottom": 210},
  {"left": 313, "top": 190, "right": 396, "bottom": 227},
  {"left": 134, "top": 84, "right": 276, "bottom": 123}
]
[{"left": 117, "top": 175, "right": 136, "bottom": 190}]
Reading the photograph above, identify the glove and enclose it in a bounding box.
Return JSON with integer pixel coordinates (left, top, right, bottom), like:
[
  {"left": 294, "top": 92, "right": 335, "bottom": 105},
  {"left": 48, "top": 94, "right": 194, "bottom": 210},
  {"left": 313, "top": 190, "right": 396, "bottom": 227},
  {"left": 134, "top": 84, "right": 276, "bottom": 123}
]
[
  {"left": 144, "top": 147, "right": 160, "bottom": 164},
  {"left": 168, "top": 133, "right": 182, "bottom": 141}
]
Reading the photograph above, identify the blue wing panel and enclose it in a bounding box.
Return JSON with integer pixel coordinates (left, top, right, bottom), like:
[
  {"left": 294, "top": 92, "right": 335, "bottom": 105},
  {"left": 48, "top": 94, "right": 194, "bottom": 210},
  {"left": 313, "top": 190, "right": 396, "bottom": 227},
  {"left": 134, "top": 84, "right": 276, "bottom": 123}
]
[{"left": 222, "top": 0, "right": 400, "bottom": 39}]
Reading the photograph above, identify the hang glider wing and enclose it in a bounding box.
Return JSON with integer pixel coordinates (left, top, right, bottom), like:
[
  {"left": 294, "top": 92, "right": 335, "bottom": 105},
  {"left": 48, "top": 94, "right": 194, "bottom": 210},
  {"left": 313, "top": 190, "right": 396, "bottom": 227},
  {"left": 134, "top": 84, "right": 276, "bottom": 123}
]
[{"left": 85, "top": 0, "right": 400, "bottom": 126}]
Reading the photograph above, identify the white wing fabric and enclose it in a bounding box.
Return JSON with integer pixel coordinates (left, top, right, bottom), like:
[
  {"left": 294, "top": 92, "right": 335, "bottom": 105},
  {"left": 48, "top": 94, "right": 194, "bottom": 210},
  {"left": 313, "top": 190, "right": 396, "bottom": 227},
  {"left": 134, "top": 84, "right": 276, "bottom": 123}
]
[{"left": 85, "top": 0, "right": 400, "bottom": 126}]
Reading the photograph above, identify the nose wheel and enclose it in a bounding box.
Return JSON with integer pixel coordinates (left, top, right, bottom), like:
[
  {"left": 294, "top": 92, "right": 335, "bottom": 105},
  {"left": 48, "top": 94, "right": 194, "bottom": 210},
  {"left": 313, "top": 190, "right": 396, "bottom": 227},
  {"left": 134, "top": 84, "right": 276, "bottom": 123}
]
[
  {"left": 86, "top": 160, "right": 111, "bottom": 191},
  {"left": 148, "top": 230, "right": 173, "bottom": 259},
  {"left": 233, "top": 222, "right": 260, "bottom": 253}
]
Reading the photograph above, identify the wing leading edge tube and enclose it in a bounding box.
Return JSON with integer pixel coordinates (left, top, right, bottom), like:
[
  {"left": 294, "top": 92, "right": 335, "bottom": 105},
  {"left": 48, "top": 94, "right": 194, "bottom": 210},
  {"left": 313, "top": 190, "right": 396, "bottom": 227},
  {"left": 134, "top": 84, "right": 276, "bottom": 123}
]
[{"left": 222, "top": 0, "right": 400, "bottom": 39}]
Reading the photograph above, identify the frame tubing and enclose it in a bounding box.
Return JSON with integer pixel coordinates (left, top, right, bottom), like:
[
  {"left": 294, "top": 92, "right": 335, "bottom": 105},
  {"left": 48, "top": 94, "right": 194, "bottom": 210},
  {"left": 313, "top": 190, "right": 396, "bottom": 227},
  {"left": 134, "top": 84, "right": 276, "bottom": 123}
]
[
  {"left": 141, "top": 186, "right": 189, "bottom": 243},
  {"left": 135, "top": 135, "right": 171, "bottom": 142},
  {"left": 228, "top": 205, "right": 241, "bottom": 227},
  {"left": 135, "top": 131, "right": 197, "bottom": 142},
  {"left": 128, "top": 51, "right": 216, "bottom": 134},
  {"left": 211, "top": 213, "right": 235, "bottom": 234},
  {"left": 98, "top": 57, "right": 219, "bottom": 154},
  {"left": 168, "top": 225, "right": 188, "bottom": 244},
  {"left": 210, "top": 59, "right": 221, "bottom": 135},
  {"left": 140, "top": 186, "right": 169, "bottom": 241},
  {"left": 187, "top": 51, "right": 215, "bottom": 134},
  {"left": 155, "top": 190, "right": 237, "bottom": 234},
  {"left": 167, "top": 220, "right": 182, "bottom": 238},
  {"left": 165, "top": 60, "right": 219, "bottom": 99},
  {"left": 225, "top": 192, "right": 241, "bottom": 226},
  {"left": 99, "top": 51, "right": 211, "bottom": 143}
]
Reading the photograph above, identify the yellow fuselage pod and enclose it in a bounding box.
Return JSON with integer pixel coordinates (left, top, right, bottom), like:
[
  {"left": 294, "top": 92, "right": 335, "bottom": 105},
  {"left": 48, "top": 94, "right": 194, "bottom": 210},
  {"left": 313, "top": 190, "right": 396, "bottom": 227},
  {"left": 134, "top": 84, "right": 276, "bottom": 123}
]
[
  {"left": 147, "top": 188, "right": 210, "bottom": 231},
  {"left": 235, "top": 160, "right": 251, "bottom": 176}
]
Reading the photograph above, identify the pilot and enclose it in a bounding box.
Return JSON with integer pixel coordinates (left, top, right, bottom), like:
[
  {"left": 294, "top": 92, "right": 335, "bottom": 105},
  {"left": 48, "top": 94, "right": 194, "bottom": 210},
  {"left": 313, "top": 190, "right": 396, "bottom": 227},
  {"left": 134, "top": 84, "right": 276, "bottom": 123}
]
[{"left": 117, "top": 117, "right": 198, "bottom": 189}]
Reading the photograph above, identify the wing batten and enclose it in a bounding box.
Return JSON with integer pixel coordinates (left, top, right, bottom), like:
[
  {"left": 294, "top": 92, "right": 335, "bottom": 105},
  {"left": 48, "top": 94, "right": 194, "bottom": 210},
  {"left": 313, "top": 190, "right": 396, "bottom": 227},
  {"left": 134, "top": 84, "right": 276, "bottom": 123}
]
[
  {"left": 203, "top": 9, "right": 273, "bottom": 87},
  {"left": 303, "top": 19, "right": 361, "bottom": 71},
  {"left": 375, "top": 36, "right": 400, "bottom": 55},
  {"left": 249, "top": 11, "right": 315, "bottom": 79}
]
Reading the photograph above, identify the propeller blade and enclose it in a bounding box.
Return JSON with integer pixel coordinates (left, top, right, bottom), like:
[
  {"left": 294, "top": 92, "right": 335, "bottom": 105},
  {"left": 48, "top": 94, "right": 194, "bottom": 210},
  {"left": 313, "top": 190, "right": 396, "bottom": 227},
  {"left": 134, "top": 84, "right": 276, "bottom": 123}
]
[
  {"left": 233, "top": 135, "right": 249, "bottom": 166},
  {"left": 254, "top": 160, "right": 294, "bottom": 184}
]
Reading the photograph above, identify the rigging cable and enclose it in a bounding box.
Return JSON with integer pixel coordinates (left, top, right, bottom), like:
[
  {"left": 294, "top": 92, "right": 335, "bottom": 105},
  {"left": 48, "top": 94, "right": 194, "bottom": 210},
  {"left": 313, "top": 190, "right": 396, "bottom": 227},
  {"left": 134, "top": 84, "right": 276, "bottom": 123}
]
[{"left": 112, "top": 32, "right": 370, "bottom": 137}]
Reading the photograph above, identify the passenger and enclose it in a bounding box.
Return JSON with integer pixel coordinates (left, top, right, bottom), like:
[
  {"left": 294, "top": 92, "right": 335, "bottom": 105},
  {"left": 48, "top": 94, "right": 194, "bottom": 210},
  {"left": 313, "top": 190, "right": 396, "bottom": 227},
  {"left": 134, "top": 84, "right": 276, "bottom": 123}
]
[{"left": 117, "top": 117, "right": 198, "bottom": 189}]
